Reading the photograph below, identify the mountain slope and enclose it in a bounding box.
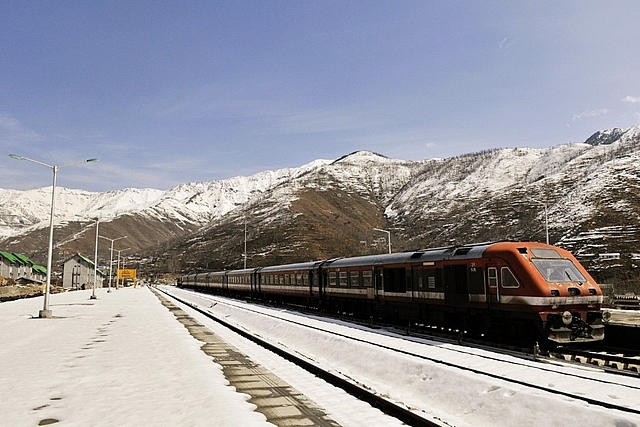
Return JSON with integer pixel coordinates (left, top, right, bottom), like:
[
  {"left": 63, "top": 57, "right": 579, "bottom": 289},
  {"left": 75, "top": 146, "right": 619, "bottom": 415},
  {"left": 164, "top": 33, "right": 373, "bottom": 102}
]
[{"left": 2, "top": 125, "right": 640, "bottom": 292}]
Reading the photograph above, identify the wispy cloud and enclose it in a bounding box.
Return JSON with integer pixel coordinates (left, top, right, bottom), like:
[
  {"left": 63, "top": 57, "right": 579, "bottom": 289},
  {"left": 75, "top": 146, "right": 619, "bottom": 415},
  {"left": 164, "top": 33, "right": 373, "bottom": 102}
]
[
  {"left": 622, "top": 95, "right": 640, "bottom": 104},
  {"left": 0, "top": 115, "right": 44, "bottom": 143},
  {"left": 499, "top": 37, "right": 514, "bottom": 49},
  {"left": 572, "top": 109, "right": 608, "bottom": 121}
]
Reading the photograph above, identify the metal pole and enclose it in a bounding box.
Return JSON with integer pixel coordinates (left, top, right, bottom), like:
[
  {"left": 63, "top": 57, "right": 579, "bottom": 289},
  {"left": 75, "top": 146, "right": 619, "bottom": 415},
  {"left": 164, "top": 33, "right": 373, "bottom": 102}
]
[
  {"left": 108, "top": 239, "right": 114, "bottom": 292},
  {"left": 40, "top": 165, "right": 58, "bottom": 318},
  {"left": 544, "top": 204, "right": 549, "bottom": 245},
  {"left": 91, "top": 218, "right": 99, "bottom": 299},
  {"left": 116, "top": 250, "right": 121, "bottom": 289},
  {"left": 527, "top": 197, "right": 549, "bottom": 245},
  {"left": 373, "top": 228, "right": 391, "bottom": 254},
  {"left": 243, "top": 215, "right": 247, "bottom": 269}
]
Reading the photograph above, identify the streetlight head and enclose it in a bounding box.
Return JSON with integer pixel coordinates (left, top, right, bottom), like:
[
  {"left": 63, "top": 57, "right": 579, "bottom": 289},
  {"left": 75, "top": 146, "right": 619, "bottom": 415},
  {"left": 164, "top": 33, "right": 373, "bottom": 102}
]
[
  {"left": 9, "top": 154, "right": 25, "bottom": 160},
  {"left": 86, "top": 158, "right": 99, "bottom": 163}
]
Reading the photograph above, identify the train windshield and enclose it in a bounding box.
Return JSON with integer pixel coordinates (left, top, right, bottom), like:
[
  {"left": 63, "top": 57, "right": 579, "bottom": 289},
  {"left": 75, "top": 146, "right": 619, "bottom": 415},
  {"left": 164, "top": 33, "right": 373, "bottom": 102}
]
[{"left": 531, "top": 258, "right": 587, "bottom": 283}]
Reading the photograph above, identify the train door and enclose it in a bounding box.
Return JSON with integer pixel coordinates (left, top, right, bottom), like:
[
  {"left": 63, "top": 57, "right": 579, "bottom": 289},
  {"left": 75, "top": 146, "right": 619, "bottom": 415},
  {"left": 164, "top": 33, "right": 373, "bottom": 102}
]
[
  {"left": 250, "top": 270, "right": 259, "bottom": 297},
  {"left": 318, "top": 267, "right": 328, "bottom": 302},
  {"left": 486, "top": 266, "right": 500, "bottom": 307},
  {"left": 467, "top": 265, "right": 486, "bottom": 306},
  {"left": 373, "top": 264, "right": 383, "bottom": 301},
  {"left": 444, "top": 264, "right": 468, "bottom": 305}
]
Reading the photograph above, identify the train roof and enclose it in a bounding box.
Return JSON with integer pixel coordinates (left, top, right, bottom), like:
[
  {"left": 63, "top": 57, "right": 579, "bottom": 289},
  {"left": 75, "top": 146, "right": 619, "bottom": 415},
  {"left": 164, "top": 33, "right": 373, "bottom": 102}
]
[
  {"left": 326, "top": 242, "right": 494, "bottom": 268},
  {"left": 226, "top": 268, "right": 257, "bottom": 275},
  {"left": 259, "top": 260, "right": 326, "bottom": 273},
  {"left": 181, "top": 242, "right": 548, "bottom": 278}
]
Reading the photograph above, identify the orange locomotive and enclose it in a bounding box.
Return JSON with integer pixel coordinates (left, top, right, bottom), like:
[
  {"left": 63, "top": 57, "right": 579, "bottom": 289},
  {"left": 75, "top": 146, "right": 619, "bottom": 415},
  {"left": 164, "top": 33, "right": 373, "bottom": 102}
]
[{"left": 179, "top": 241, "right": 605, "bottom": 343}]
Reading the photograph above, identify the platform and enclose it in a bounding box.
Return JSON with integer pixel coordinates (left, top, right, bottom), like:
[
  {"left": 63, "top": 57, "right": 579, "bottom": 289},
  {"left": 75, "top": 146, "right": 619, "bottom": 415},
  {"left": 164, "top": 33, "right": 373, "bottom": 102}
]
[{"left": 0, "top": 286, "right": 337, "bottom": 427}]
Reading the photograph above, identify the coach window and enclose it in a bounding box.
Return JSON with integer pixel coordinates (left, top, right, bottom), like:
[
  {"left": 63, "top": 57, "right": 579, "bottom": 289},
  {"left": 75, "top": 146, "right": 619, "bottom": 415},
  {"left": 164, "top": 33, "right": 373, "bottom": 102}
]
[
  {"left": 349, "top": 271, "right": 360, "bottom": 287},
  {"left": 329, "top": 272, "right": 337, "bottom": 286},
  {"left": 362, "top": 270, "right": 373, "bottom": 287},
  {"left": 488, "top": 267, "right": 498, "bottom": 288},
  {"left": 296, "top": 273, "right": 303, "bottom": 286},
  {"left": 339, "top": 271, "right": 348, "bottom": 286},
  {"left": 501, "top": 267, "right": 520, "bottom": 288}
]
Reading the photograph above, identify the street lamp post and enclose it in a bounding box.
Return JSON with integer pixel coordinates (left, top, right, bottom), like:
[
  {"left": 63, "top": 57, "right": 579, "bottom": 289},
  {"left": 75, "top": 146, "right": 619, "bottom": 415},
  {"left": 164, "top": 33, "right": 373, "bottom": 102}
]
[
  {"left": 373, "top": 228, "right": 392, "bottom": 254},
  {"left": 243, "top": 214, "right": 248, "bottom": 269},
  {"left": 115, "top": 248, "right": 130, "bottom": 289},
  {"left": 99, "top": 235, "right": 127, "bottom": 292},
  {"left": 9, "top": 154, "right": 98, "bottom": 318},
  {"left": 91, "top": 217, "right": 100, "bottom": 299},
  {"left": 527, "top": 198, "right": 549, "bottom": 245}
]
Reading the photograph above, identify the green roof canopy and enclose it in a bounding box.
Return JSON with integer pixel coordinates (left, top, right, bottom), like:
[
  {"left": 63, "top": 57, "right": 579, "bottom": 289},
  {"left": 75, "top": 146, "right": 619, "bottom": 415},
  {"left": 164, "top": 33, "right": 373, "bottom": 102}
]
[{"left": 0, "top": 251, "right": 19, "bottom": 264}]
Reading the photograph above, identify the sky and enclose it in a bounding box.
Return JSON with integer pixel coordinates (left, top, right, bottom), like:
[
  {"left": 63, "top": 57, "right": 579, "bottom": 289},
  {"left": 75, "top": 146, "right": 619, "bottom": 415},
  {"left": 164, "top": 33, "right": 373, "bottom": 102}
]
[{"left": 2, "top": 1, "right": 640, "bottom": 192}]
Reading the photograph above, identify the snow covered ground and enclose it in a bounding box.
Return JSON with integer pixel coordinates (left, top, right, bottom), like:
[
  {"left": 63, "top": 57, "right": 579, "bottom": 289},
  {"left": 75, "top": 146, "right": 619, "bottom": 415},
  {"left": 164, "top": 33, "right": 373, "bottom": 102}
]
[
  {"left": 0, "top": 287, "right": 273, "bottom": 427},
  {"left": 166, "top": 286, "right": 640, "bottom": 427},
  {"left": 2, "top": 286, "right": 640, "bottom": 427}
]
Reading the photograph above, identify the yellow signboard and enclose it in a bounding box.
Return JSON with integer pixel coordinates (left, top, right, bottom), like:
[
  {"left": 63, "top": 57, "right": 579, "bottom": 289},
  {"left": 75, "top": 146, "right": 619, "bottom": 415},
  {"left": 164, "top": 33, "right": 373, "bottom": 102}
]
[{"left": 118, "top": 269, "right": 137, "bottom": 279}]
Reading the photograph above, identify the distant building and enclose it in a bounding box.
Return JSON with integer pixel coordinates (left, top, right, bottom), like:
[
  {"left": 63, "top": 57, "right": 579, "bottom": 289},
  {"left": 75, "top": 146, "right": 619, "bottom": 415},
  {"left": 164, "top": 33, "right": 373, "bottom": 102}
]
[
  {"left": 0, "top": 251, "right": 46, "bottom": 284},
  {"left": 62, "top": 254, "right": 105, "bottom": 290},
  {"left": 599, "top": 253, "right": 621, "bottom": 260}
]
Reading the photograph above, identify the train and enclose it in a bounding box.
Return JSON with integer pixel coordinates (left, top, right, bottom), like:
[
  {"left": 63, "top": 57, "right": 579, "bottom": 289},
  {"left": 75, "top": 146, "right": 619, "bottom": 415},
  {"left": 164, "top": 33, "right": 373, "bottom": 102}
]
[{"left": 178, "top": 241, "right": 605, "bottom": 343}]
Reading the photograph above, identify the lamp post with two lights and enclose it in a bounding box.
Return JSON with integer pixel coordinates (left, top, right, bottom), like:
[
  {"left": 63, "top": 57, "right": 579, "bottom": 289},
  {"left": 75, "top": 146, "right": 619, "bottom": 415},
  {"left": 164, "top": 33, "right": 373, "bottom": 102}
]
[
  {"left": 99, "top": 235, "right": 127, "bottom": 292},
  {"left": 9, "top": 154, "right": 98, "bottom": 317},
  {"left": 115, "top": 248, "right": 130, "bottom": 289}
]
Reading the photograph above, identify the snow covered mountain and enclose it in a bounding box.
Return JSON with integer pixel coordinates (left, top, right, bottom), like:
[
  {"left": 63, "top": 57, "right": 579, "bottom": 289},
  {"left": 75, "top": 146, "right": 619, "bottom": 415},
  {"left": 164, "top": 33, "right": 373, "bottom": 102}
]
[{"left": 2, "top": 124, "right": 640, "bottom": 291}]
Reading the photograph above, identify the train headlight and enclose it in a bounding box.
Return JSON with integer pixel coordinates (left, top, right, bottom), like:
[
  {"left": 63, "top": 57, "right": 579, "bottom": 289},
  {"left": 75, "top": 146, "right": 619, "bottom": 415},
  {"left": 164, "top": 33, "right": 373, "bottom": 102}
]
[
  {"left": 602, "top": 310, "right": 612, "bottom": 323},
  {"left": 562, "top": 311, "right": 573, "bottom": 325}
]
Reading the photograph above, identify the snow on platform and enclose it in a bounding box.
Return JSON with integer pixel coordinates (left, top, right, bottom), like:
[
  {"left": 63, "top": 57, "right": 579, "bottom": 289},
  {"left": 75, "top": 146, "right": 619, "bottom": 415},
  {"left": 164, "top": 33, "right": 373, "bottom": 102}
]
[{"left": 0, "top": 287, "right": 273, "bottom": 427}]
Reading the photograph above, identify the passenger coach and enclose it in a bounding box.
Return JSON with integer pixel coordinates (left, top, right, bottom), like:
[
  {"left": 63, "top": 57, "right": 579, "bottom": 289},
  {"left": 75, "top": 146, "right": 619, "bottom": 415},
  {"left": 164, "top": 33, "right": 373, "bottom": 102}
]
[{"left": 179, "top": 241, "right": 605, "bottom": 343}]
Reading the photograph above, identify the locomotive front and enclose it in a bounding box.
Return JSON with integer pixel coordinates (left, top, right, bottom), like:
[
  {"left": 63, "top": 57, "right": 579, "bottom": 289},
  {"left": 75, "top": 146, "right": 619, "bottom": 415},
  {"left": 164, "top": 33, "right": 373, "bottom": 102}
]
[{"left": 494, "top": 242, "right": 605, "bottom": 343}]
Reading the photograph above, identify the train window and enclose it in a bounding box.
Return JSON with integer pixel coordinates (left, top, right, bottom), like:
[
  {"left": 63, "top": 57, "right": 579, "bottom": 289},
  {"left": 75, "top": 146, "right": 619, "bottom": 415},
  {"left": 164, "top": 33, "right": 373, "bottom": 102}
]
[
  {"left": 329, "top": 272, "right": 337, "bottom": 286},
  {"left": 297, "top": 273, "right": 303, "bottom": 286},
  {"left": 531, "top": 258, "right": 587, "bottom": 283},
  {"left": 531, "top": 248, "right": 562, "bottom": 259},
  {"left": 362, "top": 270, "right": 373, "bottom": 287},
  {"left": 349, "top": 271, "right": 360, "bottom": 287},
  {"left": 501, "top": 267, "right": 520, "bottom": 288},
  {"left": 384, "top": 267, "right": 406, "bottom": 293},
  {"left": 488, "top": 267, "right": 498, "bottom": 288},
  {"left": 413, "top": 268, "right": 424, "bottom": 290},
  {"left": 339, "top": 271, "right": 348, "bottom": 286}
]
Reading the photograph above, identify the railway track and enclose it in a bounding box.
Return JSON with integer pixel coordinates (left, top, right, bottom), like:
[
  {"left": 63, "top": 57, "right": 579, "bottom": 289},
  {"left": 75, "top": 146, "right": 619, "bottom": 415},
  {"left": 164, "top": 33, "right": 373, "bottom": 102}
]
[
  {"left": 540, "top": 346, "right": 640, "bottom": 375},
  {"left": 160, "top": 286, "right": 640, "bottom": 425},
  {"left": 154, "top": 286, "right": 441, "bottom": 427}
]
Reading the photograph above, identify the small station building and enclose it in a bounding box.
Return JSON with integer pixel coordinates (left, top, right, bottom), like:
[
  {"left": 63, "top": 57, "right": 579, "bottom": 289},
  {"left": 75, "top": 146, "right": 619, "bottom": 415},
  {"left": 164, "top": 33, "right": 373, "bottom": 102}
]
[{"left": 62, "top": 253, "right": 105, "bottom": 290}]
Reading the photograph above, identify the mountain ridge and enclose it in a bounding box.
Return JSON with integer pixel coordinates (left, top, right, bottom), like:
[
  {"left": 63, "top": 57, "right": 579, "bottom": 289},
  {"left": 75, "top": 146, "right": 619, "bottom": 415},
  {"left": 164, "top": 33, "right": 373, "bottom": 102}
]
[{"left": 2, "top": 124, "right": 640, "bottom": 292}]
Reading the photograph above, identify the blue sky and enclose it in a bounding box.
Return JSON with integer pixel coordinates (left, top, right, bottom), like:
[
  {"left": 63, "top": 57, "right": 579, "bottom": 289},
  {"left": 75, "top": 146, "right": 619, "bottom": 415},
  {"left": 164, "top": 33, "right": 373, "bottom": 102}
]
[{"left": 2, "top": 1, "right": 640, "bottom": 192}]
